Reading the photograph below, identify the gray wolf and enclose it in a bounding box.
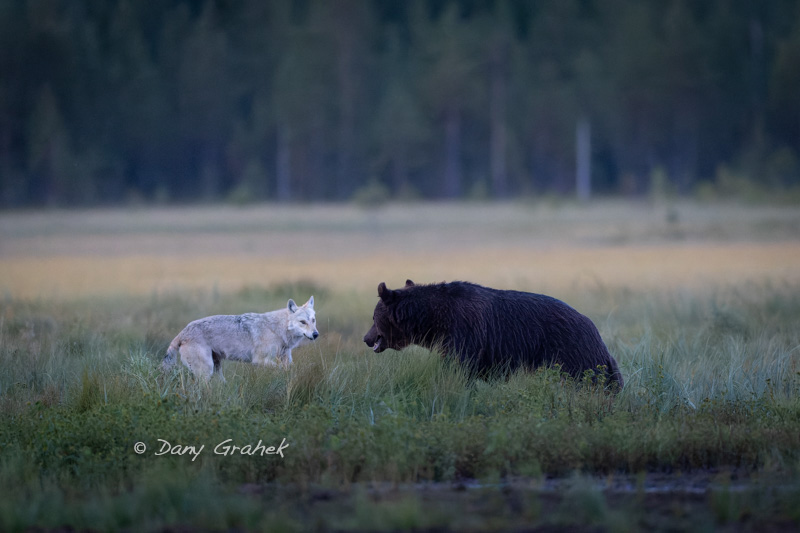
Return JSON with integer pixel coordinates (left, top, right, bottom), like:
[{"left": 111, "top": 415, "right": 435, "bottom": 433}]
[
  {"left": 163, "top": 296, "right": 318, "bottom": 380},
  {"left": 363, "top": 280, "right": 623, "bottom": 389}
]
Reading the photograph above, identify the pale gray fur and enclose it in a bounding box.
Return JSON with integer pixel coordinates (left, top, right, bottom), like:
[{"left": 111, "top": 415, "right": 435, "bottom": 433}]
[{"left": 162, "top": 296, "right": 317, "bottom": 380}]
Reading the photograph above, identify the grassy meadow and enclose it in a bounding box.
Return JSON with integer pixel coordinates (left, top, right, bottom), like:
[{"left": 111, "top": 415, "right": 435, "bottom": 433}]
[{"left": 1, "top": 201, "right": 799, "bottom": 531}]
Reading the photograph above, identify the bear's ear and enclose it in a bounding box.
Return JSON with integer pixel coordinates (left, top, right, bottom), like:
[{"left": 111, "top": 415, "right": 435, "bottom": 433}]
[
  {"left": 378, "top": 282, "right": 398, "bottom": 304},
  {"left": 287, "top": 299, "right": 298, "bottom": 313},
  {"left": 405, "top": 279, "right": 415, "bottom": 287}
]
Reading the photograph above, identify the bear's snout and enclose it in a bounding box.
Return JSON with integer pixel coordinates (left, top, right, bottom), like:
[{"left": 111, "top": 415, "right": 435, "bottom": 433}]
[{"left": 363, "top": 326, "right": 376, "bottom": 346}]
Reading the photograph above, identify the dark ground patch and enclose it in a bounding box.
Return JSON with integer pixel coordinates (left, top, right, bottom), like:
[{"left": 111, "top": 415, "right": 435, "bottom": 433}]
[{"left": 237, "top": 472, "right": 800, "bottom": 531}]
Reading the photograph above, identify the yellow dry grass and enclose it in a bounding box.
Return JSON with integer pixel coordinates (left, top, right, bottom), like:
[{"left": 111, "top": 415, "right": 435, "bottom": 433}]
[{"left": 1, "top": 201, "right": 798, "bottom": 299}]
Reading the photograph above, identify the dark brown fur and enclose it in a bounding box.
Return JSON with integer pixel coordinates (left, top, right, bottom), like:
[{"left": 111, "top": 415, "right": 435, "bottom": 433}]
[{"left": 363, "top": 280, "right": 623, "bottom": 389}]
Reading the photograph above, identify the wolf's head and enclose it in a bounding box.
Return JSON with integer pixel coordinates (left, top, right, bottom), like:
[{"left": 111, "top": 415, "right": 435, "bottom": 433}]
[
  {"left": 363, "top": 280, "right": 415, "bottom": 353},
  {"left": 287, "top": 296, "right": 319, "bottom": 341}
]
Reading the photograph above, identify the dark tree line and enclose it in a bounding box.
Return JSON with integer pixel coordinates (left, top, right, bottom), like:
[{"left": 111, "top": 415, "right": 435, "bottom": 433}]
[{"left": 2, "top": 0, "right": 800, "bottom": 206}]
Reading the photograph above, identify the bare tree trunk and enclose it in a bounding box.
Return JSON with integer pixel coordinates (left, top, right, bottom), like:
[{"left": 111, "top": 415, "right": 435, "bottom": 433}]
[
  {"left": 392, "top": 144, "right": 409, "bottom": 196},
  {"left": 490, "top": 48, "right": 508, "bottom": 198},
  {"left": 576, "top": 117, "right": 591, "bottom": 202},
  {"left": 442, "top": 104, "right": 462, "bottom": 198},
  {"left": 336, "top": 3, "right": 357, "bottom": 200},
  {"left": 671, "top": 109, "right": 698, "bottom": 195},
  {"left": 201, "top": 144, "right": 221, "bottom": 201},
  {"left": 276, "top": 122, "right": 290, "bottom": 202},
  {"left": 337, "top": 60, "right": 355, "bottom": 199},
  {"left": 309, "top": 115, "right": 325, "bottom": 200}
]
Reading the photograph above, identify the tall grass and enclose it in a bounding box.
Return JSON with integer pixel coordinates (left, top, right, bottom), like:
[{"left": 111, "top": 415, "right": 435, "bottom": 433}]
[{"left": 1, "top": 281, "right": 799, "bottom": 529}]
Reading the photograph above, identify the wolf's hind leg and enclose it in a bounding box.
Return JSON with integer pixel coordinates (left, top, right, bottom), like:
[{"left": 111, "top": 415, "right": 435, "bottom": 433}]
[
  {"left": 212, "top": 351, "right": 226, "bottom": 382},
  {"left": 179, "top": 343, "right": 214, "bottom": 380}
]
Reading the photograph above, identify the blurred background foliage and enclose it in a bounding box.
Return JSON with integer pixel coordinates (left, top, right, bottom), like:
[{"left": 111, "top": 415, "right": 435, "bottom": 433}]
[{"left": 2, "top": 0, "right": 800, "bottom": 207}]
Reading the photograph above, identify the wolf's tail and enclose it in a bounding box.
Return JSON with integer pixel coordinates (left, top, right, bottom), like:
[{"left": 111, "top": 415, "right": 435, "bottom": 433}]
[
  {"left": 607, "top": 356, "right": 624, "bottom": 390},
  {"left": 162, "top": 336, "right": 181, "bottom": 371}
]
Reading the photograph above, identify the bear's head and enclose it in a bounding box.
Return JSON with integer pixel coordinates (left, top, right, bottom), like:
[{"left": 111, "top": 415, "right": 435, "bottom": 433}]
[{"left": 363, "top": 280, "right": 415, "bottom": 353}]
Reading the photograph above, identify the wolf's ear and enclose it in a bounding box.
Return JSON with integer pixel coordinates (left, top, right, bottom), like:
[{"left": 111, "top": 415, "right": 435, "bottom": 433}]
[
  {"left": 305, "top": 295, "right": 314, "bottom": 309},
  {"left": 378, "top": 282, "right": 398, "bottom": 304},
  {"left": 405, "top": 279, "right": 415, "bottom": 287},
  {"left": 287, "top": 299, "right": 298, "bottom": 313}
]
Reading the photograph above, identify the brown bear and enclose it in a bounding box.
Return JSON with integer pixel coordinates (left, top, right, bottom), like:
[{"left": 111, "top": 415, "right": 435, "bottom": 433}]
[{"left": 363, "top": 280, "right": 623, "bottom": 389}]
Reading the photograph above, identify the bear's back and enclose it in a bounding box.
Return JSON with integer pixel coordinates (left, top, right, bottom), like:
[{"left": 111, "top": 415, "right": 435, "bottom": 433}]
[{"left": 405, "top": 281, "right": 619, "bottom": 384}]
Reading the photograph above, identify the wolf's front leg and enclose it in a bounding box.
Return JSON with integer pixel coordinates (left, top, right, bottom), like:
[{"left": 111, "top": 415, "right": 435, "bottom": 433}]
[{"left": 253, "top": 345, "right": 282, "bottom": 367}]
